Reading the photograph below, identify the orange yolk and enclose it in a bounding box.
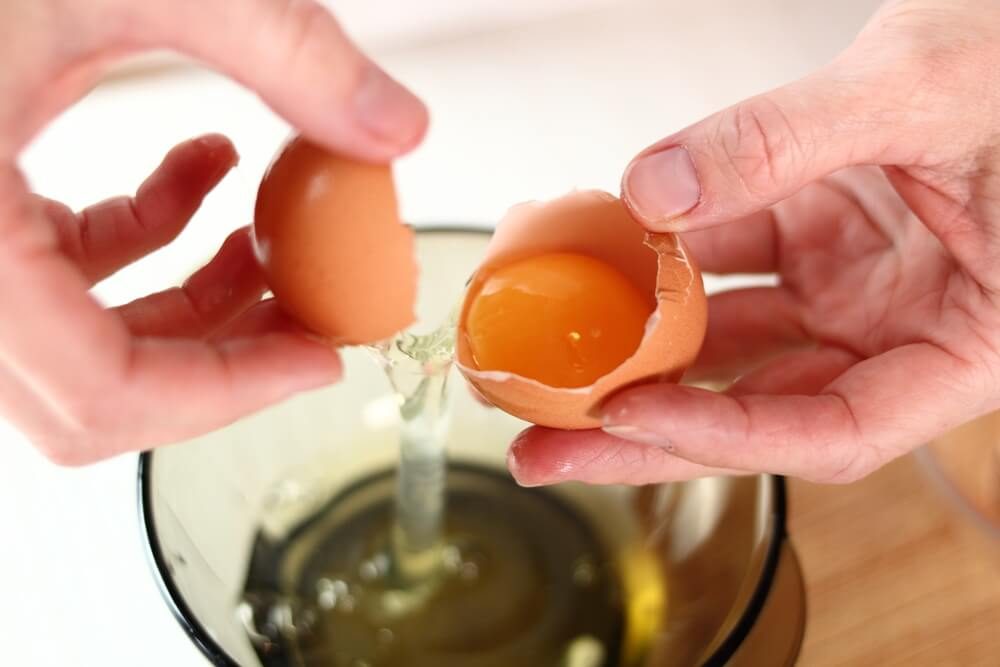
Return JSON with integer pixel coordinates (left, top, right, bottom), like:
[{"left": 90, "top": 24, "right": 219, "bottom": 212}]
[{"left": 464, "top": 252, "right": 652, "bottom": 388}]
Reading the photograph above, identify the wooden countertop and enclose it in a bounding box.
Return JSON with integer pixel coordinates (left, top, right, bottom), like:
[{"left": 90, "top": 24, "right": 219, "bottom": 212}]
[{"left": 788, "top": 453, "right": 1000, "bottom": 666}]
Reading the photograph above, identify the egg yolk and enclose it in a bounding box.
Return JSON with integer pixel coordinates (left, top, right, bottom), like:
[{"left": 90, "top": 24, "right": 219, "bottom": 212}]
[{"left": 464, "top": 253, "right": 651, "bottom": 388}]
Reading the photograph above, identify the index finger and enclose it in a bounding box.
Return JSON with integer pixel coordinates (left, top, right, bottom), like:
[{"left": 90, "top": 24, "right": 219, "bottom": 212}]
[{"left": 600, "top": 343, "right": 977, "bottom": 484}]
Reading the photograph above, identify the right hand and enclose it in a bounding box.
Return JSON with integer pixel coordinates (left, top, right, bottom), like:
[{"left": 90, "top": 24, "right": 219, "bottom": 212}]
[
  {"left": 0, "top": 0, "right": 428, "bottom": 464},
  {"left": 511, "top": 0, "right": 1000, "bottom": 487}
]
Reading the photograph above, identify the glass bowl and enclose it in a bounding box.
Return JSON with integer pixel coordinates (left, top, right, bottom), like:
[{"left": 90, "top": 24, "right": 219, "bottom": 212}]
[{"left": 138, "top": 228, "right": 805, "bottom": 666}]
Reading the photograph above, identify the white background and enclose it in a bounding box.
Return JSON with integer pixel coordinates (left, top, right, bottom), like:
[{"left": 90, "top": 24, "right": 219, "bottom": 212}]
[{"left": 1, "top": 1, "right": 878, "bottom": 664}]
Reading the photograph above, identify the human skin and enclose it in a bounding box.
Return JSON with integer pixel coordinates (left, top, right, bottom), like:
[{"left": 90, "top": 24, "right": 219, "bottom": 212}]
[
  {"left": 511, "top": 0, "right": 1000, "bottom": 486},
  {"left": 0, "top": 0, "right": 427, "bottom": 464}
]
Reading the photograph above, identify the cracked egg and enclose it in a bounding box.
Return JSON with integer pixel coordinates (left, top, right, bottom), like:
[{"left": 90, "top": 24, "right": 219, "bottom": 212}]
[
  {"left": 253, "top": 136, "right": 417, "bottom": 346},
  {"left": 456, "top": 191, "right": 707, "bottom": 430}
]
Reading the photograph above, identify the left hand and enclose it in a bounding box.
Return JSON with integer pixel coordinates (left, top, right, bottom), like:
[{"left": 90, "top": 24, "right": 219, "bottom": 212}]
[{"left": 1, "top": 0, "right": 427, "bottom": 464}]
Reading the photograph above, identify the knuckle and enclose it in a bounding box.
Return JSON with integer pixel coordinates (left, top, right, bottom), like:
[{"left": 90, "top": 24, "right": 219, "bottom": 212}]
[
  {"left": 718, "top": 99, "right": 804, "bottom": 198},
  {"left": 812, "top": 393, "right": 877, "bottom": 484}
]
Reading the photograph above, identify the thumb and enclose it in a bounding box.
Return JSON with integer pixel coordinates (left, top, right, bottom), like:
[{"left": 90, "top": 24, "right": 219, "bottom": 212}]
[
  {"left": 137, "top": 0, "right": 429, "bottom": 162},
  {"left": 5, "top": 0, "right": 428, "bottom": 163},
  {"left": 621, "top": 64, "right": 909, "bottom": 231}
]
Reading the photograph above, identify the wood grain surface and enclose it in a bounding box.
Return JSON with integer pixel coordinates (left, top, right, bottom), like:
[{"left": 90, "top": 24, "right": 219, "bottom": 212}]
[{"left": 788, "top": 454, "right": 1000, "bottom": 666}]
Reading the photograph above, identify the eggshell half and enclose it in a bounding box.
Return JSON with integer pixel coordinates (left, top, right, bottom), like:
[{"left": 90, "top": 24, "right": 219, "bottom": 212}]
[
  {"left": 456, "top": 190, "right": 707, "bottom": 430},
  {"left": 253, "top": 137, "right": 417, "bottom": 345}
]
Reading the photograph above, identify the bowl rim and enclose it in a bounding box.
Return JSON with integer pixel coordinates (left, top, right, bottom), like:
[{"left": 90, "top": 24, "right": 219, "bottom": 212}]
[{"left": 135, "top": 226, "right": 790, "bottom": 667}]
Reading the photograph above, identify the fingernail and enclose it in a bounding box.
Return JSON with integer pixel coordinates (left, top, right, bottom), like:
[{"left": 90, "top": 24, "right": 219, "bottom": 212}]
[
  {"left": 354, "top": 64, "right": 427, "bottom": 149},
  {"left": 623, "top": 146, "right": 701, "bottom": 229},
  {"left": 196, "top": 134, "right": 239, "bottom": 174},
  {"left": 195, "top": 133, "right": 232, "bottom": 151},
  {"left": 507, "top": 431, "right": 543, "bottom": 487}
]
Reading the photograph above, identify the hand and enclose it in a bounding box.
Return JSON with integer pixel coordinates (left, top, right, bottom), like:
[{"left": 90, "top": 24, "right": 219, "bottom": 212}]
[
  {"left": 510, "top": 0, "right": 1000, "bottom": 486},
  {"left": 0, "top": 0, "right": 428, "bottom": 464}
]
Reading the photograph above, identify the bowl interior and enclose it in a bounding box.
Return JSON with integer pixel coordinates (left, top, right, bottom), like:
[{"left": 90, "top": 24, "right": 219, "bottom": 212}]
[{"left": 139, "top": 228, "right": 782, "bottom": 666}]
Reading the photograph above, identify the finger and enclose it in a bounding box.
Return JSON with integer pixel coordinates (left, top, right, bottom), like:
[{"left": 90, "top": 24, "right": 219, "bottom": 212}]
[
  {"left": 601, "top": 343, "right": 977, "bottom": 483},
  {"left": 115, "top": 227, "right": 265, "bottom": 338},
  {"left": 131, "top": 0, "right": 427, "bottom": 161},
  {"left": 211, "top": 299, "right": 310, "bottom": 340},
  {"left": 126, "top": 334, "right": 341, "bottom": 447},
  {"left": 42, "top": 134, "right": 238, "bottom": 284},
  {"left": 0, "top": 164, "right": 127, "bottom": 410},
  {"left": 883, "top": 166, "right": 1000, "bottom": 292},
  {"left": 620, "top": 61, "right": 919, "bottom": 233},
  {"left": 0, "top": 366, "right": 56, "bottom": 446},
  {"left": 7, "top": 2, "right": 428, "bottom": 162},
  {"left": 0, "top": 165, "right": 335, "bottom": 462},
  {"left": 0, "top": 307, "right": 321, "bottom": 461},
  {"left": 687, "top": 287, "right": 808, "bottom": 383},
  {"left": 507, "top": 427, "right": 742, "bottom": 487},
  {"left": 34, "top": 334, "right": 341, "bottom": 465}
]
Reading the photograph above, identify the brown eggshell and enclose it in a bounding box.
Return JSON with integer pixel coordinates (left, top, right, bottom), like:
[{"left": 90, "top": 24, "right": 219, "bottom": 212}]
[
  {"left": 456, "top": 190, "right": 707, "bottom": 430},
  {"left": 253, "top": 136, "right": 416, "bottom": 345}
]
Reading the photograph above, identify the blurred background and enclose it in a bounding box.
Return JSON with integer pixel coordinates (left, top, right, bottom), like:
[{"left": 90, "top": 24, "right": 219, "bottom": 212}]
[{"left": 2, "top": 1, "right": 884, "bottom": 665}]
